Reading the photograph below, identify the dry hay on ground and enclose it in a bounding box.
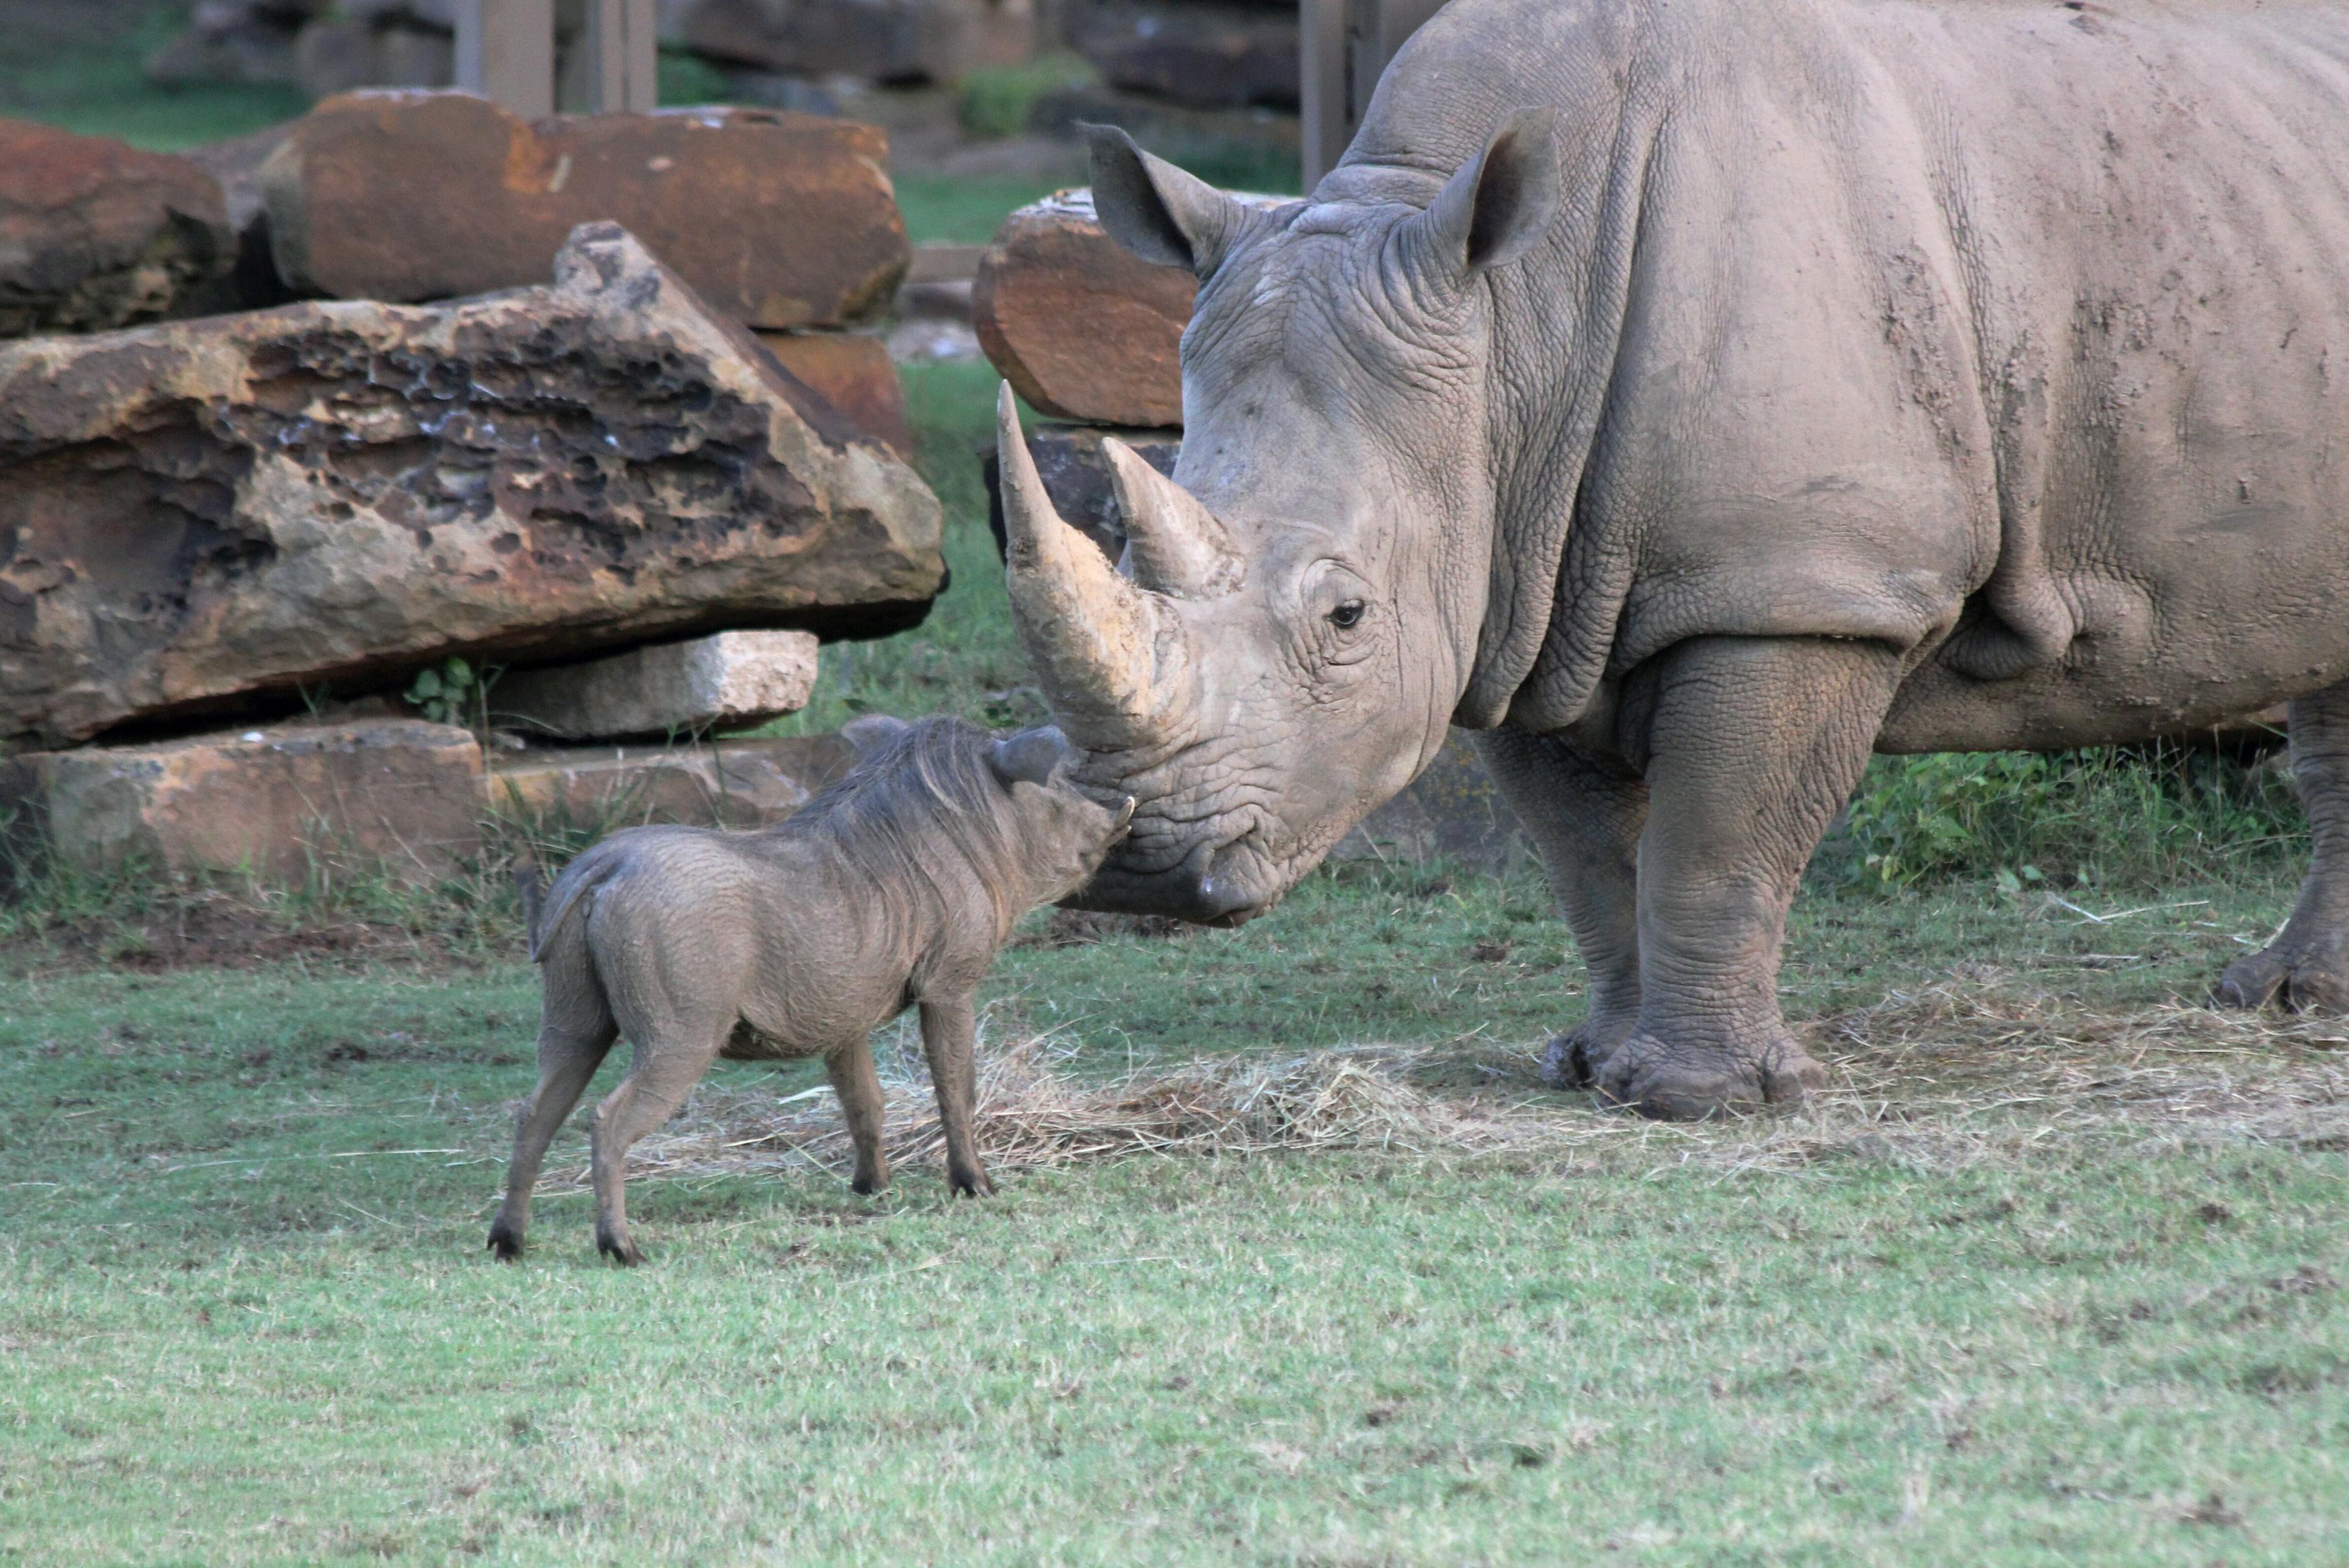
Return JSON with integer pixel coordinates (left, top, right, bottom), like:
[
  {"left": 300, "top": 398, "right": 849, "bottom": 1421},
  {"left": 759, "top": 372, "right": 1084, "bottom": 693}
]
[{"left": 544, "top": 971, "right": 2349, "bottom": 1191}]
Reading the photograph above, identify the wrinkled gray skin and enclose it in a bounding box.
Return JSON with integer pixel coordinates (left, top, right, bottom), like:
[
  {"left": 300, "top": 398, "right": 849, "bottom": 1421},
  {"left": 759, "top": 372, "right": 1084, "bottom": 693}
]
[
  {"left": 996, "top": 0, "right": 2349, "bottom": 1118},
  {"left": 488, "top": 717, "right": 1133, "bottom": 1264}
]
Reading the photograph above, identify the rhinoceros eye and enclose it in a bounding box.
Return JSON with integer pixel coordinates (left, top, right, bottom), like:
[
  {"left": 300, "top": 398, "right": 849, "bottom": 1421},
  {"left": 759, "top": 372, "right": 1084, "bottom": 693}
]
[{"left": 1327, "top": 600, "right": 1366, "bottom": 630}]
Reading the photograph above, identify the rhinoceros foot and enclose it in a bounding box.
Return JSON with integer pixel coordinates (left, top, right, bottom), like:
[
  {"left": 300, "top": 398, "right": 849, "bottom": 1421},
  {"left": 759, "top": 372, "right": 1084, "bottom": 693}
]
[
  {"left": 2213, "top": 933, "right": 2349, "bottom": 1013},
  {"left": 1592, "top": 1032, "right": 1824, "bottom": 1120},
  {"left": 1538, "top": 1018, "right": 1633, "bottom": 1090}
]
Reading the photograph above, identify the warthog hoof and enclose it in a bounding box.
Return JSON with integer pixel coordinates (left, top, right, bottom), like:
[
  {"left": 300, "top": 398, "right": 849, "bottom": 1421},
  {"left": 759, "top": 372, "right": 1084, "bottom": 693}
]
[
  {"left": 596, "top": 1226, "right": 644, "bottom": 1267},
  {"left": 486, "top": 1224, "right": 523, "bottom": 1262},
  {"left": 1591, "top": 1032, "right": 1824, "bottom": 1120},
  {"left": 2213, "top": 939, "right": 2349, "bottom": 1013},
  {"left": 948, "top": 1166, "right": 994, "bottom": 1198}
]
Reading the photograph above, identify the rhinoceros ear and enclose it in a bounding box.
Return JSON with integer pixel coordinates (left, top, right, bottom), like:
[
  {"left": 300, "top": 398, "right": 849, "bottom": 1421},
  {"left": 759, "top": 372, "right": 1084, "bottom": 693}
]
[
  {"left": 1083, "top": 123, "right": 1247, "bottom": 275},
  {"left": 1406, "top": 107, "right": 1565, "bottom": 279},
  {"left": 841, "top": 713, "right": 911, "bottom": 756},
  {"left": 987, "top": 726, "right": 1071, "bottom": 788}
]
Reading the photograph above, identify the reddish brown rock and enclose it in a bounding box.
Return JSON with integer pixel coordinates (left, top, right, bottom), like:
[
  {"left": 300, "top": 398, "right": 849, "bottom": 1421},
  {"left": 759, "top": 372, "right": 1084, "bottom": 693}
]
[
  {"left": 489, "top": 732, "right": 857, "bottom": 829},
  {"left": 0, "top": 223, "right": 943, "bottom": 749},
  {"left": 680, "top": 0, "right": 1034, "bottom": 84},
  {"left": 260, "top": 92, "right": 908, "bottom": 328},
  {"left": 0, "top": 719, "right": 484, "bottom": 883},
  {"left": 975, "top": 188, "right": 1250, "bottom": 427},
  {"left": 0, "top": 119, "right": 236, "bottom": 338},
  {"left": 755, "top": 330, "right": 915, "bottom": 460}
]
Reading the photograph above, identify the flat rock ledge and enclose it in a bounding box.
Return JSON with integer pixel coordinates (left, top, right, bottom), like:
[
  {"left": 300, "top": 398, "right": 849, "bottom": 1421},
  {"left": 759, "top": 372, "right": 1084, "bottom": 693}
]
[
  {"left": 0, "top": 222, "right": 944, "bottom": 749},
  {"left": 491, "top": 630, "right": 821, "bottom": 742}
]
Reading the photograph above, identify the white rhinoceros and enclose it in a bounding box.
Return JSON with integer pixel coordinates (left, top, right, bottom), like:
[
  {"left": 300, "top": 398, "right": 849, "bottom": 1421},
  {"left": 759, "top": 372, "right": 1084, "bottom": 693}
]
[{"left": 993, "top": 0, "right": 2349, "bottom": 1117}]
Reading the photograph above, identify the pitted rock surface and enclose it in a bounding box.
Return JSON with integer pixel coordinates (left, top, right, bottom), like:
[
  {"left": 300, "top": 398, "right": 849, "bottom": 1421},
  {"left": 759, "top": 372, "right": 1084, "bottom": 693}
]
[{"left": 0, "top": 223, "right": 943, "bottom": 748}]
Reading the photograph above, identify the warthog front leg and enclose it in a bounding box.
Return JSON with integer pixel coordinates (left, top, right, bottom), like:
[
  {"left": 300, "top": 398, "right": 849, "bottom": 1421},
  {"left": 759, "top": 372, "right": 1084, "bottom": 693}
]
[
  {"left": 1596, "top": 636, "right": 1900, "bottom": 1119},
  {"left": 2217, "top": 679, "right": 2349, "bottom": 1011},
  {"left": 918, "top": 994, "right": 992, "bottom": 1197},
  {"left": 1472, "top": 728, "right": 1648, "bottom": 1090},
  {"left": 826, "top": 1036, "right": 891, "bottom": 1196}
]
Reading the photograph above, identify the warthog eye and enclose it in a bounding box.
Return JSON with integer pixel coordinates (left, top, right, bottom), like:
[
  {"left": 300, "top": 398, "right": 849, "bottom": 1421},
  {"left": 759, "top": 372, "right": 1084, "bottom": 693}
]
[{"left": 1327, "top": 600, "right": 1366, "bottom": 630}]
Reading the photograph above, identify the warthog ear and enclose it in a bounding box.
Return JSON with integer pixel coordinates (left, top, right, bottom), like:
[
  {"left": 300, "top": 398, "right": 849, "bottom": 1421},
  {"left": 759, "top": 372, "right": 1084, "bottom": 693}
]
[
  {"left": 1083, "top": 123, "right": 1249, "bottom": 275},
  {"left": 987, "top": 725, "right": 1071, "bottom": 788},
  {"left": 841, "top": 713, "right": 911, "bottom": 756},
  {"left": 1405, "top": 107, "right": 1566, "bottom": 279}
]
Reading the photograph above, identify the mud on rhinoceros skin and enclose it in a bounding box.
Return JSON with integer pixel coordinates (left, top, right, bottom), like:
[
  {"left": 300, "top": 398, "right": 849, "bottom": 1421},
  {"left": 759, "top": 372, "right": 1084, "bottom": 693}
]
[{"left": 994, "top": 0, "right": 2349, "bottom": 1118}]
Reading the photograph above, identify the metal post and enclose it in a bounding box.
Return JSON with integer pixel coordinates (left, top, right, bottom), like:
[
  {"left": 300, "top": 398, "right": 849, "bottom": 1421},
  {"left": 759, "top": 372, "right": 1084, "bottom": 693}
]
[
  {"left": 1300, "top": 0, "right": 1446, "bottom": 190},
  {"left": 573, "top": 0, "right": 659, "bottom": 113},
  {"left": 455, "top": 0, "right": 557, "bottom": 120}
]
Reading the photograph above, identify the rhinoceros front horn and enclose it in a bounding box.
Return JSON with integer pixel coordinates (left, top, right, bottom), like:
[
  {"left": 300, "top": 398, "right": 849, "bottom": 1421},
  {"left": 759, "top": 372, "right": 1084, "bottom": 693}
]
[{"left": 996, "top": 383, "right": 1192, "bottom": 750}]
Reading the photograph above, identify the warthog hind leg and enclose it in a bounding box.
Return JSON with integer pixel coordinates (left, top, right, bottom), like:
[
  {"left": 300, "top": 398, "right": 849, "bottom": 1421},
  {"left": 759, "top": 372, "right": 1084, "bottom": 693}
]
[
  {"left": 590, "top": 1026, "right": 727, "bottom": 1265},
  {"left": 489, "top": 944, "right": 618, "bottom": 1260},
  {"left": 1595, "top": 636, "right": 1900, "bottom": 1119},
  {"left": 1471, "top": 729, "right": 1648, "bottom": 1089},
  {"left": 2217, "top": 680, "right": 2349, "bottom": 1011}
]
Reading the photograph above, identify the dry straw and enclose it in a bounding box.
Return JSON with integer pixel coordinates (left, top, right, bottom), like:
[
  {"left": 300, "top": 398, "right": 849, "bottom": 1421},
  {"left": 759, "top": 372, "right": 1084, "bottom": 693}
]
[{"left": 544, "top": 969, "right": 2348, "bottom": 1192}]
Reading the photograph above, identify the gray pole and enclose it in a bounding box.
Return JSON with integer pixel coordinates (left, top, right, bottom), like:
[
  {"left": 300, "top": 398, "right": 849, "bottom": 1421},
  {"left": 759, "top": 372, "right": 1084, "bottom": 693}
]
[{"left": 1299, "top": 0, "right": 1447, "bottom": 190}]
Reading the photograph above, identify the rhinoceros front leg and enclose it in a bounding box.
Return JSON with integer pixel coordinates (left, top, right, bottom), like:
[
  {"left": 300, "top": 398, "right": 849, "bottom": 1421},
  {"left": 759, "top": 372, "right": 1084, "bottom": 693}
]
[
  {"left": 1471, "top": 728, "right": 1648, "bottom": 1089},
  {"left": 2216, "top": 679, "right": 2349, "bottom": 1011},
  {"left": 1598, "top": 636, "right": 1901, "bottom": 1119}
]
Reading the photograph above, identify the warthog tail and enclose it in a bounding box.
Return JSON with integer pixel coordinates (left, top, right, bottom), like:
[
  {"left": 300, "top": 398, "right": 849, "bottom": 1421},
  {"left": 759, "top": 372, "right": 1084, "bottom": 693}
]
[{"left": 527, "top": 844, "right": 622, "bottom": 964}]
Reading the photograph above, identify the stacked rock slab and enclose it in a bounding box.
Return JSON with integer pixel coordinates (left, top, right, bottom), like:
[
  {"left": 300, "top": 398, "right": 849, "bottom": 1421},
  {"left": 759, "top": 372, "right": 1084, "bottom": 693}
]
[
  {"left": 261, "top": 93, "right": 910, "bottom": 327},
  {"left": 0, "top": 222, "right": 943, "bottom": 750},
  {"left": 0, "top": 120, "right": 236, "bottom": 338},
  {"left": 974, "top": 188, "right": 1194, "bottom": 428},
  {"left": 492, "top": 631, "right": 822, "bottom": 742},
  {"left": 1, "top": 719, "right": 485, "bottom": 883}
]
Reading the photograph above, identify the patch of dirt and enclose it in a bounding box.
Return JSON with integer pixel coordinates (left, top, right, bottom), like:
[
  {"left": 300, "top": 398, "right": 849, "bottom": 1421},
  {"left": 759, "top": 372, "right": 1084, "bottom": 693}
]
[
  {"left": 1018, "top": 908, "right": 1193, "bottom": 947},
  {"left": 4, "top": 893, "right": 511, "bottom": 975}
]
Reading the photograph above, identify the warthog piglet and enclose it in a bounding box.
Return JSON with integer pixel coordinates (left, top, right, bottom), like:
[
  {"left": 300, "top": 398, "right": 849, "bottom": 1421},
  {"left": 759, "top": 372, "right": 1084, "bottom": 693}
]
[{"left": 488, "top": 716, "right": 1133, "bottom": 1265}]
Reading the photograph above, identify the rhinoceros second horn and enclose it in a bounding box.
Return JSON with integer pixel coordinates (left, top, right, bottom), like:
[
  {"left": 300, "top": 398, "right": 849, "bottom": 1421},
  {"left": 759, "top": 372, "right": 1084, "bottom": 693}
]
[{"left": 1101, "top": 437, "right": 1242, "bottom": 600}]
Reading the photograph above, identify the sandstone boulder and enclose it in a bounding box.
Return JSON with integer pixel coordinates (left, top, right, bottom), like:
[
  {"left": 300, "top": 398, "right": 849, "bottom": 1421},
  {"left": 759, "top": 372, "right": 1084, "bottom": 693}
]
[
  {"left": 1074, "top": 4, "right": 1299, "bottom": 110},
  {"left": 0, "top": 223, "right": 943, "bottom": 749},
  {"left": 261, "top": 93, "right": 909, "bottom": 328},
  {"left": 491, "top": 630, "right": 820, "bottom": 741},
  {"left": 1332, "top": 730, "right": 1526, "bottom": 872},
  {"left": 984, "top": 421, "right": 1180, "bottom": 563},
  {"left": 294, "top": 17, "right": 457, "bottom": 97},
  {"left": 975, "top": 188, "right": 1285, "bottom": 426},
  {"left": 755, "top": 331, "right": 915, "bottom": 459},
  {"left": 1, "top": 718, "right": 484, "bottom": 883},
  {"left": 144, "top": 6, "right": 303, "bottom": 86},
  {"left": 680, "top": 0, "right": 1035, "bottom": 83},
  {"left": 0, "top": 120, "right": 236, "bottom": 338}
]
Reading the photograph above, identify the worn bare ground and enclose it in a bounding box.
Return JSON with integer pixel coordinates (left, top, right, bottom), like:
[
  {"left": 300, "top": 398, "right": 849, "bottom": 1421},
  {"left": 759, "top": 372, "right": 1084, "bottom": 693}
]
[{"left": 541, "top": 967, "right": 2349, "bottom": 1193}]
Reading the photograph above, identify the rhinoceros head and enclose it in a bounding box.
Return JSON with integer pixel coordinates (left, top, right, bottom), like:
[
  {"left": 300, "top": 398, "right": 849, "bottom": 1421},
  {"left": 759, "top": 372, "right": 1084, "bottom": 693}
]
[{"left": 998, "top": 113, "right": 1566, "bottom": 923}]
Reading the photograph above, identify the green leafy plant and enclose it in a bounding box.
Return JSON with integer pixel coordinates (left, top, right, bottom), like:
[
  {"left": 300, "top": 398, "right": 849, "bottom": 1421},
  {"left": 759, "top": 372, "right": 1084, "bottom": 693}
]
[
  {"left": 1837, "top": 743, "right": 2303, "bottom": 890},
  {"left": 403, "top": 656, "right": 498, "bottom": 734}
]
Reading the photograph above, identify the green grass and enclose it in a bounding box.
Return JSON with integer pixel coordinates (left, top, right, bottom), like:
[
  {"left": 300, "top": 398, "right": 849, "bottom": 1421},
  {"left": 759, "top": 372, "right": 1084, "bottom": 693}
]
[
  {"left": 4, "top": 865, "right": 2347, "bottom": 1565},
  {"left": 0, "top": 4, "right": 306, "bottom": 150}
]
